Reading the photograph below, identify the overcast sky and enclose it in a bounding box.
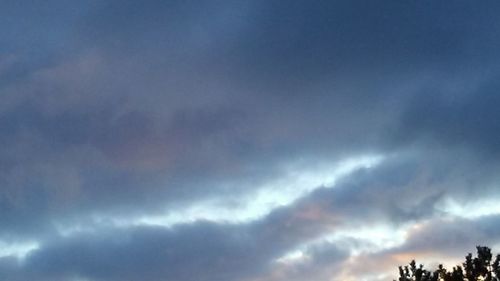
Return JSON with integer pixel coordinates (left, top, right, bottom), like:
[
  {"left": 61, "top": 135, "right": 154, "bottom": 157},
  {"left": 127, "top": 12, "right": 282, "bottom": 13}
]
[{"left": 2, "top": 1, "right": 500, "bottom": 280}]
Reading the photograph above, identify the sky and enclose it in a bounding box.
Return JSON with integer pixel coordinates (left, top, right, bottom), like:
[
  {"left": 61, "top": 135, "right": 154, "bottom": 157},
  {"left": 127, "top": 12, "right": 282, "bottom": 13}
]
[{"left": 1, "top": 1, "right": 500, "bottom": 280}]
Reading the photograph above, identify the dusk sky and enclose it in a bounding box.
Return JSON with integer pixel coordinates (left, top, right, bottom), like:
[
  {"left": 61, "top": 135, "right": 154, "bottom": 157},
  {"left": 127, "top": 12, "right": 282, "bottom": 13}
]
[{"left": 2, "top": 1, "right": 500, "bottom": 280}]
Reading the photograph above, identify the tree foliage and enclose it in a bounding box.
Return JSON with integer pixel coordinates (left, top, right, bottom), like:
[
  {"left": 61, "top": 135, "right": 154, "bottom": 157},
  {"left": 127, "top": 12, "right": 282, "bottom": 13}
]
[{"left": 395, "top": 246, "right": 500, "bottom": 281}]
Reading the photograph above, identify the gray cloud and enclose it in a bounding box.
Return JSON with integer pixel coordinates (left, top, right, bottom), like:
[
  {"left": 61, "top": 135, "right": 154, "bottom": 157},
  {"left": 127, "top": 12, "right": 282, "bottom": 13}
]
[
  {"left": 2, "top": 196, "right": 338, "bottom": 281},
  {"left": 2, "top": 1, "right": 500, "bottom": 280},
  {"left": 343, "top": 215, "right": 500, "bottom": 280},
  {"left": 395, "top": 78, "right": 500, "bottom": 159}
]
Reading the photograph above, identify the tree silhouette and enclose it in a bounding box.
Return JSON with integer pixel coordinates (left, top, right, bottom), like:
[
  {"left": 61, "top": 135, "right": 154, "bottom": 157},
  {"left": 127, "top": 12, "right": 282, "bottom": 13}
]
[{"left": 394, "top": 246, "right": 500, "bottom": 281}]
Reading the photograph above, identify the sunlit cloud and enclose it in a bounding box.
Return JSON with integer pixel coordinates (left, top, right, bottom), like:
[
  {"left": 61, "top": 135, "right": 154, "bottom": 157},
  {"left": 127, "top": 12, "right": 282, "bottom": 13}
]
[
  {"left": 275, "top": 249, "right": 310, "bottom": 264},
  {"left": 111, "top": 154, "right": 383, "bottom": 228},
  {"left": 275, "top": 222, "right": 410, "bottom": 265},
  {"left": 0, "top": 240, "right": 39, "bottom": 260},
  {"left": 52, "top": 154, "right": 383, "bottom": 238},
  {"left": 438, "top": 197, "right": 500, "bottom": 219}
]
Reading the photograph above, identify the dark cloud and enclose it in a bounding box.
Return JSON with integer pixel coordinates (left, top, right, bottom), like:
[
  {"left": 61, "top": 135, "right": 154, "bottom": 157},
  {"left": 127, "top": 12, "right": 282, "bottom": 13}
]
[
  {"left": 1, "top": 198, "right": 336, "bottom": 281},
  {"left": 399, "top": 215, "right": 500, "bottom": 256},
  {"left": 24, "top": 223, "right": 265, "bottom": 281},
  {"left": 395, "top": 78, "right": 500, "bottom": 159},
  {"left": 2, "top": 1, "right": 500, "bottom": 280}
]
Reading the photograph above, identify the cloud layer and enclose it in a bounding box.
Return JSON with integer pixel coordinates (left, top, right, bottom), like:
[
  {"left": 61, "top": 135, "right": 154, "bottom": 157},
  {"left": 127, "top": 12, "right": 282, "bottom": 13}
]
[{"left": 2, "top": 1, "right": 500, "bottom": 280}]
